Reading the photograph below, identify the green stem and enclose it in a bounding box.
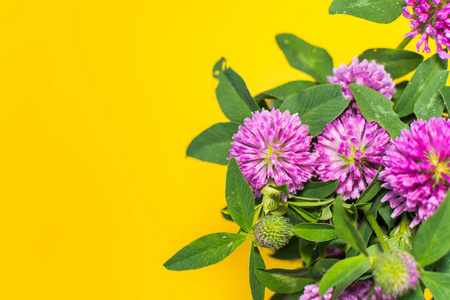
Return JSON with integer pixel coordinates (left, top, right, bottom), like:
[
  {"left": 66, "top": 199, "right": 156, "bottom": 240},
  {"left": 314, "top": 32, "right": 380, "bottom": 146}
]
[
  {"left": 397, "top": 36, "right": 412, "bottom": 50},
  {"left": 288, "top": 195, "right": 334, "bottom": 201},
  {"left": 364, "top": 210, "right": 391, "bottom": 252}
]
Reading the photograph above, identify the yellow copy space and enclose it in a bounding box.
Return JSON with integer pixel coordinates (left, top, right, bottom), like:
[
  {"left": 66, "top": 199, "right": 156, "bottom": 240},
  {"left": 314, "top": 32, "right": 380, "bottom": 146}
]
[{"left": 0, "top": 0, "right": 433, "bottom": 299}]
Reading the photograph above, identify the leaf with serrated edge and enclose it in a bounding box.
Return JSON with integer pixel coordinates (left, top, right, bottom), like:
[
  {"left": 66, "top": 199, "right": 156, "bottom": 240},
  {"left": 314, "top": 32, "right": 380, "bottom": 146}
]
[
  {"left": 318, "top": 256, "right": 370, "bottom": 296},
  {"left": 350, "top": 84, "right": 407, "bottom": 138},
  {"left": 358, "top": 48, "right": 423, "bottom": 79},
  {"left": 420, "top": 271, "right": 450, "bottom": 300},
  {"left": 187, "top": 122, "right": 239, "bottom": 165},
  {"left": 280, "top": 84, "right": 349, "bottom": 136},
  {"left": 329, "top": 0, "right": 405, "bottom": 24},
  {"left": 439, "top": 86, "right": 450, "bottom": 113},
  {"left": 250, "top": 242, "right": 265, "bottom": 300},
  {"left": 276, "top": 34, "right": 333, "bottom": 84},
  {"left": 296, "top": 180, "right": 338, "bottom": 199},
  {"left": 395, "top": 54, "right": 448, "bottom": 118},
  {"left": 333, "top": 195, "right": 368, "bottom": 256},
  {"left": 226, "top": 158, "right": 255, "bottom": 233},
  {"left": 164, "top": 232, "right": 247, "bottom": 271},
  {"left": 255, "top": 268, "right": 315, "bottom": 293},
  {"left": 213, "top": 58, "right": 260, "bottom": 123},
  {"left": 413, "top": 191, "right": 450, "bottom": 267},
  {"left": 254, "top": 81, "right": 316, "bottom": 100},
  {"left": 293, "top": 223, "right": 338, "bottom": 242},
  {"left": 414, "top": 71, "right": 448, "bottom": 120}
]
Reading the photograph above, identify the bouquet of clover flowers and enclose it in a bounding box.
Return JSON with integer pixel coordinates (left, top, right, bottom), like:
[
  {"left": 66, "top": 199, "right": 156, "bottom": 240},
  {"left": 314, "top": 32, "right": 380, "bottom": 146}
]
[{"left": 165, "top": 1, "right": 450, "bottom": 299}]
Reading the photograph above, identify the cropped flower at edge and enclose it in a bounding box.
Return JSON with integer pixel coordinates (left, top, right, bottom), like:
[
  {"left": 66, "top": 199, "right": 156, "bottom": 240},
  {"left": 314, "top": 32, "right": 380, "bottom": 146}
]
[
  {"left": 299, "top": 279, "right": 395, "bottom": 300},
  {"left": 403, "top": 0, "right": 450, "bottom": 59},
  {"left": 327, "top": 56, "right": 396, "bottom": 100},
  {"left": 315, "top": 109, "right": 390, "bottom": 200},
  {"left": 229, "top": 108, "right": 318, "bottom": 197},
  {"left": 379, "top": 117, "right": 450, "bottom": 227}
]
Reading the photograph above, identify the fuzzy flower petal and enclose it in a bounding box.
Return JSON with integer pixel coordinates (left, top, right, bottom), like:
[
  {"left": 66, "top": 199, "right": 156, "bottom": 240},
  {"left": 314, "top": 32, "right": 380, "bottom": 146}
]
[
  {"left": 403, "top": 0, "right": 450, "bottom": 59},
  {"left": 379, "top": 117, "right": 450, "bottom": 226},
  {"left": 229, "top": 109, "right": 318, "bottom": 197},
  {"left": 315, "top": 109, "right": 390, "bottom": 200},
  {"left": 327, "top": 56, "right": 396, "bottom": 100}
]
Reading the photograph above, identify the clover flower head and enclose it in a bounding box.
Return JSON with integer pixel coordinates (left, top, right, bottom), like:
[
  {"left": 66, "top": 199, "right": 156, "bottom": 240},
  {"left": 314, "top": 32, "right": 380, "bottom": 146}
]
[
  {"left": 403, "top": 0, "right": 450, "bottom": 59},
  {"left": 229, "top": 108, "right": 317, "bottom": 197},
  {"left": 373, "top": 250, "right": 419, "bottom": 297},
  {"left": 252, "top": 215, "right": 292, "bottom": 250},
  {"left": 327, "top": 56, "right": 396, "bottom": 100},
  {"left": 379, "top": 117, "right": 450, "bottom": 227},
  {"left": 315, "top": 110, "right": 390, "bottom": 200}
]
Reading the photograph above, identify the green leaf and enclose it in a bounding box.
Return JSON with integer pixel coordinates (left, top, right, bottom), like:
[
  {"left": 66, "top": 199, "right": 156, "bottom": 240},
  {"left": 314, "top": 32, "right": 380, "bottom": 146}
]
[
  {"left": 358, "top": 48, "right": 423, "bottom": 79},
  {"left": 270, "top": 237, "right": 301, "bottom": 260},
  {"left": 296, "top": 180, "right": 339, "bottom": 199},
  {"left": 329, "top": 0, "right": 405, "bottom": 24},
  {"left": 435, "top": 250, "right": 450, "bottom": 274},
  {"left": 414, "top": 71, "right": 448, "bottom": 120},
  {"left": 280, "top": 84, "right": 349, "bottom": 136},
  {"left": 254, "top": 81, "right": 317, "bottom": 100},
  {"left": 393, "top": 81, "right": 408, "bottom": 106},
  {"left": 164, "top": 232, "right": 247, "bottom": 271},
  {"left": 350, "top": 84, "right": 407, "bottom": 138},
  {"left": 291, "top": 205, "right": 319, "bottom": 223},
  {"left": 413, "top": 191, "right": 450, "bottom": 266},
  {"left": 270, "top": 293, "right": 302, "bottom": 300},
  {"left": 293, "top": 223, "right": 338, "bottom": 242},
  {"left": 318, "top": 256, "right": 370, "bottom": 296},
  {"left": 255, "top": 268, "right": 315, "bottom": 293},
  {"left": 439, "top": 86, "right": 450, "bottom": 113},
  {"left": 420, "top": 271, "right": 450, "bottom": 300},
  {"left": 395, "top": 54, "right": 448, "bottom": 118},
  {"left": 213, "top": 58, "right": 260, "bottom": 123},
  {"left": 226, "top": 158, "right": 255, "bottom": 232},
  {"left": 187, "top": 122, "right": 239, "bottom": 165},
  {"left": 276, "top": 34, "right": 333, "bottom": 84},
  {"left": 357, "top": 168, "right": 382, "bottom": 204},
  {"left": 312, "top": 259, "right": 339, "bottom": 280},
  {"left": 333, "top": 196, "right": 368, "bottom": 256},
  {"left": 250, "top": 243, "right": 266, "bottom": 300},
  {"left": 398, "top": 285, "right": 424, "bottom": 300}
]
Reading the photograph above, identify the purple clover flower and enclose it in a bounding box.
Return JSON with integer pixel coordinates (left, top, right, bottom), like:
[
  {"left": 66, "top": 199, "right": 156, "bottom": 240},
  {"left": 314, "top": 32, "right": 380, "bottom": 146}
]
[
  {"left": 327, "top": 56, "right": 396, "bottom": 100},
  {"left": 299, "top": 280, "right": 395, "bottom": 300},
  {"left": 299, "top": 284, "right": 332, "bottom": 300},
  {"left": 315, "top": 109, "right": 390, "bottom": 200},
  {"left": 379, "top": 117, "right": 450, "bottom": 227},
  {"left": 229, "top": 109, "right": 317, "bottom": 197},
  {"left": 403, "top": 0, "right": 450, "bottom": 59}
]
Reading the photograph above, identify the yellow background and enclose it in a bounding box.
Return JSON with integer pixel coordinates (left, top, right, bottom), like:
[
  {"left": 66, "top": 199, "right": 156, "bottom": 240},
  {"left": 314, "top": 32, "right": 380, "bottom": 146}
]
[{"left": 0, "top": 1, "right": 433, "bottom": 299}]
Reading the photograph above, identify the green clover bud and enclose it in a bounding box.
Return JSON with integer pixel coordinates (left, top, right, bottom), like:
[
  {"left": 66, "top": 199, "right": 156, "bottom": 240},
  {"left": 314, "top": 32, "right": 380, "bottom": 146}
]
[
  {"left": 252, "top": 214, "right": 292, "bottom": 250},
  {"left": 372, "top": 250, "right": 419, "bottom": 297}
]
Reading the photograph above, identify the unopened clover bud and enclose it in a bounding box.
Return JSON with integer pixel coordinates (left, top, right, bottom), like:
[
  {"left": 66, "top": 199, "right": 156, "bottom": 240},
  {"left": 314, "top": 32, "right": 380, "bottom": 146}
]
[
  {"left": 261, "top": 185, "right": 286, "bottom": 214},
  {"left": 388, "top": 217, "right": 415, "bottom": 251},
  {"left": 252, "top": 214, "right": 292, "bottom": 250},
  {"left": 373, "top": 250, "right": 419, "bottom": 297}
]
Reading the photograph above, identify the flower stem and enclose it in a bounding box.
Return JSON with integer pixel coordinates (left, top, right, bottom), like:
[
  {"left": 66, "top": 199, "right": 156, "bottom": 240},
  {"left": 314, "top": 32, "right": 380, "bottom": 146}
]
[
  {"left": 397, "top": 36, "right": 412, "bottom": 50},
  {"left": 364, "top": 210, "right": 391, "bottom": 252}
]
